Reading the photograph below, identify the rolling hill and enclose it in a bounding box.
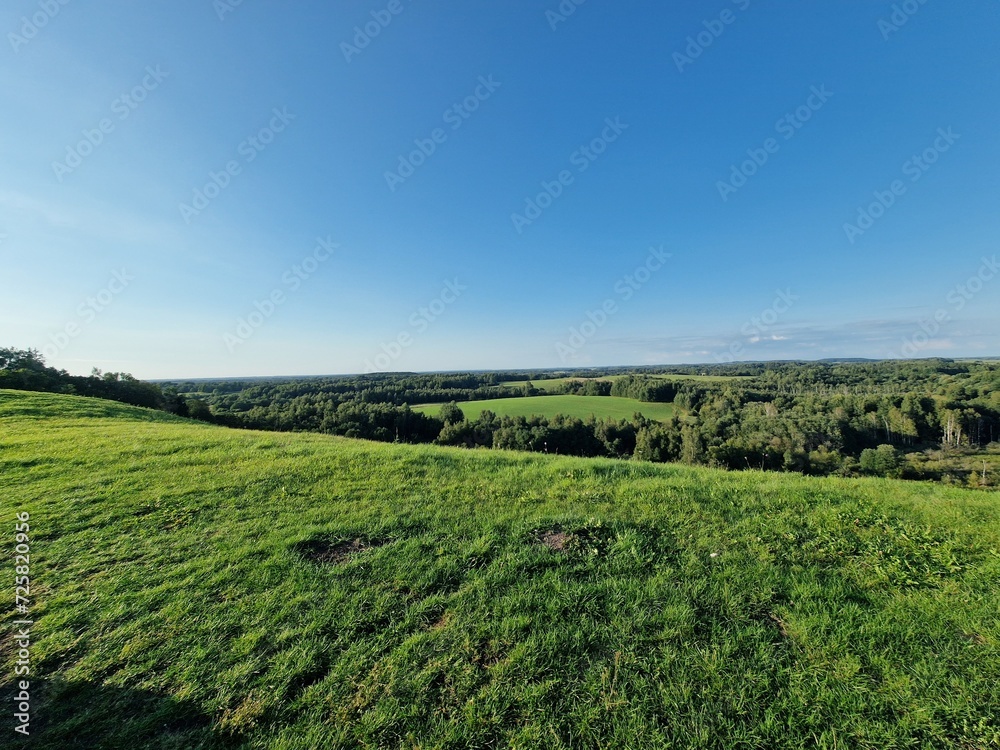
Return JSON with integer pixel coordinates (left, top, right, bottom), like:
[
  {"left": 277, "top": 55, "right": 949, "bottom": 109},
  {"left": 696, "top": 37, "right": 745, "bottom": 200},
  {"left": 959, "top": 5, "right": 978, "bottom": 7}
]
[{"left": 1, "top": 389, "right": 998, "bottom": 748}]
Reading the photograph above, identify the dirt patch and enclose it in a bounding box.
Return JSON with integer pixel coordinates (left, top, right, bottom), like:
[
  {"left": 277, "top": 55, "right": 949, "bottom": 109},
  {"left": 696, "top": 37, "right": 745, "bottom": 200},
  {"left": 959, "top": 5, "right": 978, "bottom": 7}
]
[
  {"left": 296, "top": 537, "right": 385, "bottom": 565},
  {"left": 531, "top": 519, "right": 624, "bottom": 557},
  {"left": 538, "top": 530, "right": 571, "bottom": 552}
]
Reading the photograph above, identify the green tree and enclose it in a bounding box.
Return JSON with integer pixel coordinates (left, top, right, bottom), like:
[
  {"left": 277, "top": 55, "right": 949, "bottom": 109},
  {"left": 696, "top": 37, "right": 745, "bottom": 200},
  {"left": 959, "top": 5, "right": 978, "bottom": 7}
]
[
  {"left": 439, "top": 402, "right": 465, "bottom": 426},
  {"left": 859, "top": 444, "right": 903, "bottom": 478},
  {"left": 186, "top": 399, "right": 213, "bottom": 422}
]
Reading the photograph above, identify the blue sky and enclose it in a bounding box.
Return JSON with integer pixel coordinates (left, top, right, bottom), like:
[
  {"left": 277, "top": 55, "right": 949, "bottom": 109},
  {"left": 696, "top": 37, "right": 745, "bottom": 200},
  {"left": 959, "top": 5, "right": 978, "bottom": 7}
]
[{"left": 2, "top": 0, "right": 999, "bottom": 378}]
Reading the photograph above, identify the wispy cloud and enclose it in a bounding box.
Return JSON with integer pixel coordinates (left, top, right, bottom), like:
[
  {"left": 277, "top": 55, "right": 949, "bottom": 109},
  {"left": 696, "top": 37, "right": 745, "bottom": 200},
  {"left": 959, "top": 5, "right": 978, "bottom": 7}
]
[
  {"left": 0, "top": 189, "right": 181, "bottom": 249},
  {"left": 596, "top": 318, "right": 995, "bottom": 363}
]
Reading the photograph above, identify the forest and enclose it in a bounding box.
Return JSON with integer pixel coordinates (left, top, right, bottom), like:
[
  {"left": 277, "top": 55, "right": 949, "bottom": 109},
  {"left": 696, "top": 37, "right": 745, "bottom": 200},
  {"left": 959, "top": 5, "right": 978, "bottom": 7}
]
[{"left": 2, "top": 346, "right": 997, "bottom": 486}]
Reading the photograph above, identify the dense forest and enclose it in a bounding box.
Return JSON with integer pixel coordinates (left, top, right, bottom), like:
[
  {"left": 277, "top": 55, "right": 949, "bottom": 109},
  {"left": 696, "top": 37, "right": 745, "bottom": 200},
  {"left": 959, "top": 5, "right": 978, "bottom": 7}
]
[{"left": 2, "top": 347, "right": 997, "bottom": 486}]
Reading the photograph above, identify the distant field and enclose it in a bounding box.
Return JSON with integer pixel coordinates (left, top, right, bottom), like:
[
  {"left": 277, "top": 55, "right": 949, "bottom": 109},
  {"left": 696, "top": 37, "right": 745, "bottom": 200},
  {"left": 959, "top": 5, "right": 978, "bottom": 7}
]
[
  {"left": 415, "top": 395, "right": 676, "bottom": 422},
  {"left": 502, "top": 374, "right": 752, "bottom": 392}
]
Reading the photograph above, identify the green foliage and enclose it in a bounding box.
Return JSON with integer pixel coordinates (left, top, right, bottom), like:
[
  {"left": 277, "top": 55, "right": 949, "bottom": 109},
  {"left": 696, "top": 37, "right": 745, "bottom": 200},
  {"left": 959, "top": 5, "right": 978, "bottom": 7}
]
[
  {"left": 860, "top": 444, "right": 904, "bottom": 478},
  {"left": 634, "top": 420, "right": 682, "bottom": 462},
  {"left": 555, "top": 378, "right": 613, "bottom": 396},
  {"left": 438, "top": 401, "right": 465, "bottom": 426},
  {"left": 185, "top": 398, "right": 213, "bottom": 421},
  {"left": 610, "top": 374, "right": 680, "bottom": 402}
]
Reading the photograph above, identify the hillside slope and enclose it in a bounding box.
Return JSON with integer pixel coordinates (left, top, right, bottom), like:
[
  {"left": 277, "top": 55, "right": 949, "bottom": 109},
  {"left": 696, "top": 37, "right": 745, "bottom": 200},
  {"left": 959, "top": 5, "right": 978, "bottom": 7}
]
[{"left": 1, "top": 389, "right": 999, "bottom": 749}]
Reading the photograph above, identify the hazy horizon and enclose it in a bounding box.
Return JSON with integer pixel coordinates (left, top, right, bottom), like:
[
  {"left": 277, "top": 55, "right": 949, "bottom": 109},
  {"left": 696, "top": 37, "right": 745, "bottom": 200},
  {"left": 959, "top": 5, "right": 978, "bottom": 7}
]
[{"left": 144, "top": 354, "right": 998, "bottom": 384}]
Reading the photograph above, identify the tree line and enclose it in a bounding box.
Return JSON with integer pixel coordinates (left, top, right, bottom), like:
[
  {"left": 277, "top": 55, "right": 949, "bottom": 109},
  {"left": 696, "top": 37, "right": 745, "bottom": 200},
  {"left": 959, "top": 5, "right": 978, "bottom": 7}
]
[
  {"left": 3, "top": 347, "right": 997, "bottom": 486},
  {"left": 0, "top": 348, "right": 168, "bottom": 411}
]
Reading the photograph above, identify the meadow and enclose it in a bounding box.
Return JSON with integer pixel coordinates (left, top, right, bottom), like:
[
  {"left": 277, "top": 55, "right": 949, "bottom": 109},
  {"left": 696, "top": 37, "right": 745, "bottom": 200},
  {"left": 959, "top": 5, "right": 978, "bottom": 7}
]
[
  {"left": 1, "top": 389, "right": 999, "bottom": 748},
  {"left": 414, "top": 395, "right": 676, "bottom": 422}
]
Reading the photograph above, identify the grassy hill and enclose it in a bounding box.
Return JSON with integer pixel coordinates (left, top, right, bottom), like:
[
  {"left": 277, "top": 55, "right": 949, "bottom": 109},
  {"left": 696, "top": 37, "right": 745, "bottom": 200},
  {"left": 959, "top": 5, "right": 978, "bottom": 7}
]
[
  {"left": 414, "top": 394, "right": 675, "bottom": 422},
  {"left": 1, "top": 389, "right": 999, "bottom": 749}
]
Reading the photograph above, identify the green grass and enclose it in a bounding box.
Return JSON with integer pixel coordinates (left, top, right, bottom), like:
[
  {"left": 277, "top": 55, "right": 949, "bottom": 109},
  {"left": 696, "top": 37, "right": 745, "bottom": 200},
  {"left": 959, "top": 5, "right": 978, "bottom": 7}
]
[
  {"left": 2, "top": 388, "right": 999, "bottom": 749},
  {"left": 414, "top": 395, "right": 676, "bottom": 422}
]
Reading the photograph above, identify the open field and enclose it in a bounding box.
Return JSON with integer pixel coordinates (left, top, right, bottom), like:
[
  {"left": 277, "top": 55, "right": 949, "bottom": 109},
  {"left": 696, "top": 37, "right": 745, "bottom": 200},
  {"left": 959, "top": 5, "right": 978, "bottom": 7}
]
[
  {"left": 2, "top": 389, "right": 999, "bottom": 748},
  {"left": 414, "top": 395, "right": 676, "bottom": 422}
]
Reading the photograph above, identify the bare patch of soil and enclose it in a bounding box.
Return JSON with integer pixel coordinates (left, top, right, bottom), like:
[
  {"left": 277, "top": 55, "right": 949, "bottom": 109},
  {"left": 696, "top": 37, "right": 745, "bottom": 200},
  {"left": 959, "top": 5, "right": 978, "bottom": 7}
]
[
  {"left": 297, "top": 537, "right": 384, "bottom": 565},
  {"left": 538, "top": 530, "right": 571, "bottom": 551}
]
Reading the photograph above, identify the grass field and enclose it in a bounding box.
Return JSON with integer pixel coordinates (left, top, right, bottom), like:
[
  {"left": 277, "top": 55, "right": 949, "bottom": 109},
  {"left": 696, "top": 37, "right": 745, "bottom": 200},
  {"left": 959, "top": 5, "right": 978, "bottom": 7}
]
[
  {"left": 2, "top": 389, "right": 999, "bottom": 748},
  {"left": 414, "top": 395, "right": 676, "bottom": 422}
]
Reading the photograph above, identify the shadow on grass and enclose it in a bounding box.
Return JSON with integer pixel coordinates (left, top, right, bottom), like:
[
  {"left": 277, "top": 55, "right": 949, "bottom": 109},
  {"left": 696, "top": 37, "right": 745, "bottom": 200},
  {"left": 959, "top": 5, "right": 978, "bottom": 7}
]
[{"left": 2, "top": 677, "right": 238, "bottom": 750}]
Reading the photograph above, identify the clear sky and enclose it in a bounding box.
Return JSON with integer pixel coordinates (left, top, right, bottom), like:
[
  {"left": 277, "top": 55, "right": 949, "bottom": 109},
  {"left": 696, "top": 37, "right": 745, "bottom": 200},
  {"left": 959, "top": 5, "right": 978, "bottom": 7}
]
[{"left": 2, "top": 0, "right": 999, "bottom": 378}]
